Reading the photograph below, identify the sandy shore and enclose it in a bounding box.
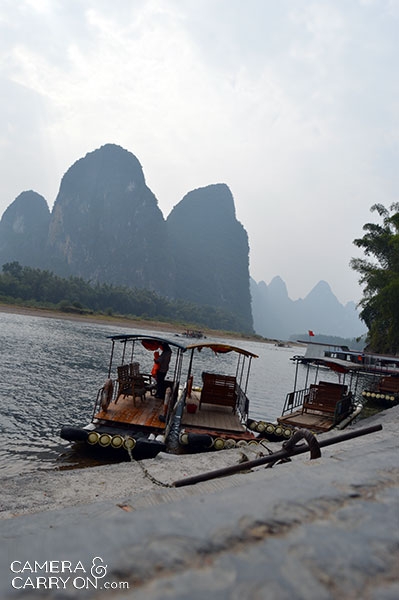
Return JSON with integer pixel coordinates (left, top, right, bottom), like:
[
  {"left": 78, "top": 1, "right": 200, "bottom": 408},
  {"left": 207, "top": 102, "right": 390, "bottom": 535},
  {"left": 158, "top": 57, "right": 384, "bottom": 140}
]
[
  {"left": 0, "top": 303, "right": 270, "bottom": 342},
  {"left": 0, "top": 444, "right": 277, "bottom": 520},
  {"left": 0, "top": 303, "right": 188, "bottom": 334}
]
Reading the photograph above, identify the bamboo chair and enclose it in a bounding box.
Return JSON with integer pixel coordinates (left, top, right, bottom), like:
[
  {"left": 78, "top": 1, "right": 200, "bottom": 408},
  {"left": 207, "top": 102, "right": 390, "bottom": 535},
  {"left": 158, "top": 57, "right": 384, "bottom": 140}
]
[
  {"left": 131, "top": 375, "right": 147, "bottom": 406},
  {"left": 116, "top": 364, "right": 131, "bottom": 401}
]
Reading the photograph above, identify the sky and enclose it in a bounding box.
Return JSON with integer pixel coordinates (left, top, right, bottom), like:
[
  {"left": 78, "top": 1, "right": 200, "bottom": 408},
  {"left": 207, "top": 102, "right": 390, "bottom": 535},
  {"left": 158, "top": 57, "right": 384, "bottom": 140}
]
[{"left": 1, "top": 0, "right": 398, "bottom": 306}]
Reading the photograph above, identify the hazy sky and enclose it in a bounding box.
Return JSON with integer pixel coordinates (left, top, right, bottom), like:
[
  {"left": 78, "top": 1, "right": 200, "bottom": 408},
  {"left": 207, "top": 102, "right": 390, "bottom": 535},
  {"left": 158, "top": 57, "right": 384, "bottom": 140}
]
[{"left": 1, "top": 0, "right": 398, "bottom": 305}]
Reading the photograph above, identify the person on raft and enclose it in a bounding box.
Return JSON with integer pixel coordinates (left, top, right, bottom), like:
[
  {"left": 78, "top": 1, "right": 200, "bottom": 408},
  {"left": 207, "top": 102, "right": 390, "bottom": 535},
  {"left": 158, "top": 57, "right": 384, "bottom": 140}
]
[{"left": 153, "top": 343, "right": 172, "bottom": 400}]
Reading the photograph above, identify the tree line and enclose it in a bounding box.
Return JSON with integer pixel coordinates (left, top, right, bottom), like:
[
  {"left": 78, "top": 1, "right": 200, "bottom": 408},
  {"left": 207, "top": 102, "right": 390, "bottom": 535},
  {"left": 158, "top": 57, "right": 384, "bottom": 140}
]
[{"left": 0, "top": 261, "right": 251, "bottom": 333}]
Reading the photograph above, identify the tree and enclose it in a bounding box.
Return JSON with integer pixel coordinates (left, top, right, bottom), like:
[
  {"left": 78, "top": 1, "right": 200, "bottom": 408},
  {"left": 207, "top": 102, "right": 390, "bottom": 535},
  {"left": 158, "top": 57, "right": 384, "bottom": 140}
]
[
  {"left": 2, "top": 262, "right": 23, "bottom": 279},
  {"left": 350, "top": 203, "right": 399, "bottom": 354}
]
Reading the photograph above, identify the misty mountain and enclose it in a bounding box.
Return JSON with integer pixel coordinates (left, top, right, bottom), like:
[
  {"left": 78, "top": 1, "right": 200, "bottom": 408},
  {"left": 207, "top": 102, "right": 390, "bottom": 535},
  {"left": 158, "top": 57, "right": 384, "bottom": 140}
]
[
  {"left": 166, "top": 184, "right": 252, "bottom": 331},
  {"left": 250, "top": 276, "right": 366, "bottom": 340},
  {"left": 0, "top": 191, "right": 50, "bottom": 269},
  {"left": 46, "top": 144, "right": 175, "bottom": 297},
  {"left": 0, "top": 144, "right": 253, "bottom": 333}
]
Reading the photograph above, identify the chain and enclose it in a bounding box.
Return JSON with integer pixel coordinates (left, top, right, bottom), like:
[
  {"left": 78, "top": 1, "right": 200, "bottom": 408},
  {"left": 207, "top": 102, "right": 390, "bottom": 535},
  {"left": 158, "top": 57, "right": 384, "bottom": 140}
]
[{"left": 125, "top": 439, "right": 173, "bottom": 488}]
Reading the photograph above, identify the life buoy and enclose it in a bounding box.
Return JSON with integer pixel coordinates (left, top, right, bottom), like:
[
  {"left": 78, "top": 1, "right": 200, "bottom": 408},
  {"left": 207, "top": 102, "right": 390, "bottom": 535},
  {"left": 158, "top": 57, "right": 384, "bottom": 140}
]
[{"left": 101, "top": 378, "right": 113, "bottom": 411}]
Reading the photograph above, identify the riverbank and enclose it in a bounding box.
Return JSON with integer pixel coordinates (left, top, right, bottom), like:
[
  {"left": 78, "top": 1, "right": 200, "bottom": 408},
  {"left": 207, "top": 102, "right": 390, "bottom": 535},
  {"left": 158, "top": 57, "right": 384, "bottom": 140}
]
[
  {"left": 0, "top": 443, "right": 274, "bottom": 520},
  {"left": 1, "top": 407, "right": 398, "bottom": 598},
  {"left": 0, "top": 303, "right": 272, "bottom": 343},
  {"left": 1, "top": 408, "right": 394, "bottom": 521}
]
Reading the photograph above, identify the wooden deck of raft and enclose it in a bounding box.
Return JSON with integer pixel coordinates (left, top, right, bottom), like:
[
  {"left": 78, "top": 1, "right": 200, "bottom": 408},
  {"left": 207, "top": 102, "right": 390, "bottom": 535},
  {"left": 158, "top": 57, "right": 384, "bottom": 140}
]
[
  {"left": 277, "top": 410, "right": 336, "bottom": 432},
  {"left": 181, "top": 390, "right": 245, "bottom": 433},
  {"left": 95, "top": 393, "right": 166, "bottom": 430}
]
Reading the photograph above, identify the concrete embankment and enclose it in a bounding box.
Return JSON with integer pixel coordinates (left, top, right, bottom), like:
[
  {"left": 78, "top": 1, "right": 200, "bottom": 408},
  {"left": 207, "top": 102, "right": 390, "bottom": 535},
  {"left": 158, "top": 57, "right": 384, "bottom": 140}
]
[{"left": 1, "top": 406, "right": 398, "bottom": 599}]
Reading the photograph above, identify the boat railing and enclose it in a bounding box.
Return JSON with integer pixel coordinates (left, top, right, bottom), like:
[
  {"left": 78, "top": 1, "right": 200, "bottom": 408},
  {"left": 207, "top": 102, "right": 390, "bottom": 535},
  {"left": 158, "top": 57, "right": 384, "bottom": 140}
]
[
  {"left": 236, "top": 384, "right": 249, "bottom": 421},
  {"left": 281, "top": 387, "right": 308, "bottom": 416}
]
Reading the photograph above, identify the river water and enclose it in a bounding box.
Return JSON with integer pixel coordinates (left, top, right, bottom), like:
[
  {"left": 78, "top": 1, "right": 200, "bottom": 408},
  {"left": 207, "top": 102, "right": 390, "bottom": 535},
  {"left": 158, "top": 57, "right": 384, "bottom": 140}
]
[{"left": 0, "top": 311, "right": 339, "bottom": 478}]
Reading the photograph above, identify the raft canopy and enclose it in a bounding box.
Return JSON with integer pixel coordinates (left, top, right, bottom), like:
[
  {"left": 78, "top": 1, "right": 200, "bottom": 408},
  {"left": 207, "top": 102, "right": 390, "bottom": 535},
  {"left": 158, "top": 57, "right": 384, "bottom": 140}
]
[
  {"left": 108, "top": 333, "right": 187, "bottom": 352},
  {"left": 185, "top": 342, "right": 258, "bottom": 359},
  {"left": 316, "top": 357, "right": 364, "bottom": 374}
]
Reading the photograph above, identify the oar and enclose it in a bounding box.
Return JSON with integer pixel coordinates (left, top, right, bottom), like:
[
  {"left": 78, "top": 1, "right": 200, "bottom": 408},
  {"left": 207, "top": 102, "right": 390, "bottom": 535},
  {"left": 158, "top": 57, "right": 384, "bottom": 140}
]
[{"left": 173, "top": 423, "right": 382, "bottom": 488}]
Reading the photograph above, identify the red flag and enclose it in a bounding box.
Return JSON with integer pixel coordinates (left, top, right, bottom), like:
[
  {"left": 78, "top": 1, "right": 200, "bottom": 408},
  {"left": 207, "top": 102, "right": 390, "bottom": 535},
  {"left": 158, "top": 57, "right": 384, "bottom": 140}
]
[{"left": 308, "top": 330, "right": 315, "bottom": 337}]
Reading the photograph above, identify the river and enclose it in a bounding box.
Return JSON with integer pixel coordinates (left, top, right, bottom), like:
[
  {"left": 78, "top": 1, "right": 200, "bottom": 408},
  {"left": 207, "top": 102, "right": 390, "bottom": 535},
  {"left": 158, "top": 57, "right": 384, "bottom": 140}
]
[{"left": 0, "top": 310, "right": 336, "bottom": 477}]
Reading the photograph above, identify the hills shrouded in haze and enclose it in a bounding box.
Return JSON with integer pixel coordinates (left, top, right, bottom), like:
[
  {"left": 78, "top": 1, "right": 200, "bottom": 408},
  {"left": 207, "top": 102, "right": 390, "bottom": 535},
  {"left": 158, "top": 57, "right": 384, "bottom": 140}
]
[
  {"left": 166, "top": 184, "right": 252, "bottom": 330},
  {"left": 251, "top": 277, "right": 366, "bottom": 340},
  {"left": 0, "top": 143, "right": 365, "bottom": 338},
  {"left": 0, "top": 190, "right": 50, "bottom": 270},
  {"left": 47, "top": 144, "right": 174, "bottom": 297},
  {"left": 0, "top": 144, "right": 253, "bottom": 332}
]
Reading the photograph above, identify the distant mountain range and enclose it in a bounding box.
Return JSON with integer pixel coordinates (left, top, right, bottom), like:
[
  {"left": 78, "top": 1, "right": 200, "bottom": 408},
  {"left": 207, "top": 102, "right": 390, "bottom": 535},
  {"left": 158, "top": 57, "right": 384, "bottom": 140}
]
[
  {"left": 0, "top": 143, "right": 366, "bottom": 339},
  {"left": 251, "top": 276, "right": 366, "bottom": 340}
]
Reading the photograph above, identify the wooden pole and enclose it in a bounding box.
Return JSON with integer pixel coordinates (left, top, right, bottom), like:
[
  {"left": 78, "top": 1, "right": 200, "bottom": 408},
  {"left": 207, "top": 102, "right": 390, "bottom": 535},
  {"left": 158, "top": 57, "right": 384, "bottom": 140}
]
[{"left": 173, "top": 424, "right": 382, "bottom": 488}]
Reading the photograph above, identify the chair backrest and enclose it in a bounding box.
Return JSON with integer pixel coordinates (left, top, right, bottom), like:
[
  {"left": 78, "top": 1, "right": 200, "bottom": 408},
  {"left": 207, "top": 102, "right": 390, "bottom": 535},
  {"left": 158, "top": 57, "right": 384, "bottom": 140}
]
[
  {"left": 117, "top": 364, "right": 130, "bottom": 381},
  {"left": 200, "top": 372, "right": 237, "bottom": 409},
  {"left": 132, "top": 375, "right": 146, "bottom": 396},
  {"left": 129, "top": 362, "right": 140, "bottom": 377},
  {"left": 378, "top": 376, "right": 399, "bottom": 393}
]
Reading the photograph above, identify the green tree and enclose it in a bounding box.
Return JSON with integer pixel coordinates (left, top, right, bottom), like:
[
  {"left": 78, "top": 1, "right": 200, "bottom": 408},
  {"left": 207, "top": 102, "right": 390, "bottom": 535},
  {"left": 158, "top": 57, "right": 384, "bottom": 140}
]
[
  {"left": 350, "top": 203, "right": 399, "bottom": 354},
  {"left": 2, "top": 261, "right": 23, "bottom": 279}
]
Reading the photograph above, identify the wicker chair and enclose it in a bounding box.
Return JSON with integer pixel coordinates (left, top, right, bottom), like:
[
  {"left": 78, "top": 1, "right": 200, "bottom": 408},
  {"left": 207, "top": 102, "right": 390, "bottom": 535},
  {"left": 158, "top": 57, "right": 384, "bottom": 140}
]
[
  {"left": 131, "top": 375, "right": 147, "bottom": 405},
  {"left": 116, "top": 365, "right": 131, "bottom": 400}
]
